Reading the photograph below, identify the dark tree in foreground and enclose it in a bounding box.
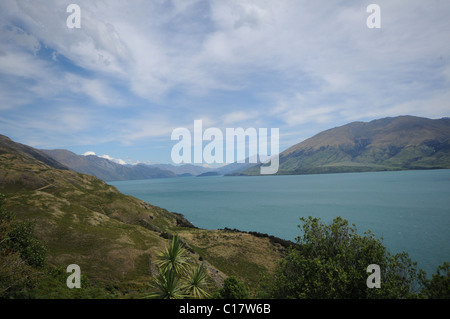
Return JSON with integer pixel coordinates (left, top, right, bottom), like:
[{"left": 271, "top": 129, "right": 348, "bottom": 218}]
[
  {"left": 421, "top": 262, "right": 450, "bottom": 299},
  {"left": 260, "top": 216, "right": 426, "bottom": 299},
  {"left": 216, "top": 276, "right": 249, "bottom": 299}
]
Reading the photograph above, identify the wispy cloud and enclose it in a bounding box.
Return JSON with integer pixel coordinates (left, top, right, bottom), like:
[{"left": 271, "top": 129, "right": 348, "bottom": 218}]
[{"left": 0, "top": 0, "right": 449, "bottom": 162}]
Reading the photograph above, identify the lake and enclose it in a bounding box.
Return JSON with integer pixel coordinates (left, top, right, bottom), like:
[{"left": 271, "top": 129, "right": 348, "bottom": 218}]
[{"left": 110, "top": 169, "right": 450, "bottom": 276}]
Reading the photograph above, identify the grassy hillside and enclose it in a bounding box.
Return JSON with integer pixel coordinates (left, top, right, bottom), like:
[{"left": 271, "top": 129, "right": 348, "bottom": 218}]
[
  {"left": 242, "top": 116, "right": 450, "bottom": 175},
  {"left": 0, "top": 134, "right": 286, "bottom": 298}
]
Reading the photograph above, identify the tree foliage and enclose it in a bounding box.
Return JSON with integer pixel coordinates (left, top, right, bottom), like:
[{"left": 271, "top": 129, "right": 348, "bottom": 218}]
[
  {"left": 216, "top": 275, "right": 249, "bottom": 299},
  {"left": 421, "top": 262, "right": 450, "bottom": 299},
  {"left": 260, "top": 216, "right": 425, "bottom": 299}
]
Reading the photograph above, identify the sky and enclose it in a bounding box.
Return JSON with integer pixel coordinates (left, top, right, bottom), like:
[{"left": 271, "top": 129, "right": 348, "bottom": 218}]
[{"left": 0, "top": 0, "right": 449, "bottom": 165}]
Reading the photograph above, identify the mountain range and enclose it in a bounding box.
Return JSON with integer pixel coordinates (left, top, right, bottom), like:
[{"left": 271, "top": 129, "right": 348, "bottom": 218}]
[
  {"left": 241, "top": 116, "right": 450, "bottom": 175},
  {"left": 41, "top": 149, "right": 178, "bottom": 181},
  {"left": 8, "top": 115, "right": 450, "bottom": 182},
  {"left": 40, "top": 149, "right": 255, "bottom": 181},
  {"left": 5, "top": 115, "right": 450, "bottom": 182},
  {"left": 145, "top": 163, "right": 212, "bottom": 176}
]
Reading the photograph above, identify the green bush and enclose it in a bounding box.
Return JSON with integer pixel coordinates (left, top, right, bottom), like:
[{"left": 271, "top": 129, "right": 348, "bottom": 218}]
[
  {"left": 30, "top": 265, "right": 118, "bottom": 299},
  {"left": 421, "top": 262, "right": 450, "bottom": 299},
  {"left": 260, "top": 216, "right": 425, "bottom": 299},
  {"left": 217, "top": 276, "right": 249, "bottom": 299}
]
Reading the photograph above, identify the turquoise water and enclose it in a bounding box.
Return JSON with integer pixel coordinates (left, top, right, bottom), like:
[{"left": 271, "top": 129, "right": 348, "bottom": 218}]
[{"left": 110, "top": 169, "right": 450, "bottom": 276}]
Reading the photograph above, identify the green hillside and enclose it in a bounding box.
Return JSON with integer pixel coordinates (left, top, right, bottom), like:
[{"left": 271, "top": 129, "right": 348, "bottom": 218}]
[
  {"left": 0, "top": 134, "right": 285, "bottom": 298},
  {"left": 243, "top": 116, "right": 450, "bottom": 175}
]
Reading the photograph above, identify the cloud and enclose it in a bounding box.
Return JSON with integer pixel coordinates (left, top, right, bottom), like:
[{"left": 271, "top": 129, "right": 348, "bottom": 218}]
[
  {"left": 82, "top": 151, "right": 126, "bottom": 165},
  {"left": 126, "top": 159, "right": 153, "bottom": 166},
  {"left": 0, "top": 0, "right": 449, "bottom": 162},
  {"left": 98, "top": 154, "right": 127, "bottom": 165},
  {"left": 118, "top": 116, "right": 180, "bottom": 144},
  {"left": 9, "top": 0, "right": 129, "bottom": 76},
  {"left": 64, "top": 73, "right": 122, "bottom": 106},
  {"left": 82, "top": 151, "right": 96, "bottom": 156},
  {"left": 222, "top": 110, "right": 260, "bottom": 126},
  {"left": 0, "top": 26, "right": 123, "bottom": 110},
  {"left": 4, "top": 0, "right": 449, "bottom": 110},
  {"left": 341, "top": 89, "right": 450, "bottom": 122}
]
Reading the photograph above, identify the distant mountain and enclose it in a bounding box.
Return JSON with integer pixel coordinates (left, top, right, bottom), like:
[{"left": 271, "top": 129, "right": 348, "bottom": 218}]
[
  {"left": 41, "top": 149, "right": 176, "bottom": 181},
  {"left": 148, "top": 162, "right": 258, "bottom": 176},
  {"left": 242, "top": 116, "right": 450, "bottom": 175},
  {"left": 147, "top": 163, "right": 212, "bottom": 176},
  {"left": 216, "top": 162, "right": 258, "bottom": 175},
  {"left": 197, "top": 171, "right": 220, "bottom": 177},
  {"left": 177, "top": 173, "right": 195, "bottom": 177},
  {"left": 40, "top": 148, "right": 259, "bottom": 180}
]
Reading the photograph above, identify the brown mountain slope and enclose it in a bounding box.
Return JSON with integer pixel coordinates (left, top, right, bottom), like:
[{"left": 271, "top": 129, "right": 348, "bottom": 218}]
[
  {"left": 243, "top": 116, "right": 450, "bottom": 175},
  {"left": 284, "top": 116, "right": 450, "bottom": 154}
]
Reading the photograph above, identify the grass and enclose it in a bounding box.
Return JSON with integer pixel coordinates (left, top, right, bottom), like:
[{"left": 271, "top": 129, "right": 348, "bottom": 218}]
[{"left": 177, "top": 229, "right": 284, "bottom": 295}]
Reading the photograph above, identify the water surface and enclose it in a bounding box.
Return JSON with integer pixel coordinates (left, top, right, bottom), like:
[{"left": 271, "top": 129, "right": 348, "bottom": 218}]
[{"left": 110, "top": 169, "right": 450, "bottom": 276}]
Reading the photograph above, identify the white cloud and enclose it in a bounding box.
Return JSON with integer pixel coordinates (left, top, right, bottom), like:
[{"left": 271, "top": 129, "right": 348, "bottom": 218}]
[
  {"left": 341, "top": 90, "right": 450, "bottom": 122},
  {"left": 82, "top": 151, "right": 126, "bottom": 165},
  {"left": 126, "top": 159, "right": 152, "bottom": 166},
  {"left": 82, "top": 151, "right": 96, "bottom": 156},
  {"left": 64, "top": 73, "right": 121, "bottom": 106},
  {"left": 0, "top": 28, "right": 122, "bottom": 109},
  {"left": 98, "top": 154, "right": 127, "bottom": 165},
  {"left": 0, "top": 48, "right": 49, "bottom": 79},
  {"left": 1, "top": 0, "right": 449, "bottom": 158},
  {"left": 4, "top": 0, "right": 450, "bottom": 109},
  {"left": 222, "top": 110, "right": 259, "bottom": 126},
  {"left": 9, "top": 0, "right": 129, "bottom": 76},
  {"left": 118, "top": 116, "right": 180, "bottom": 144}
]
